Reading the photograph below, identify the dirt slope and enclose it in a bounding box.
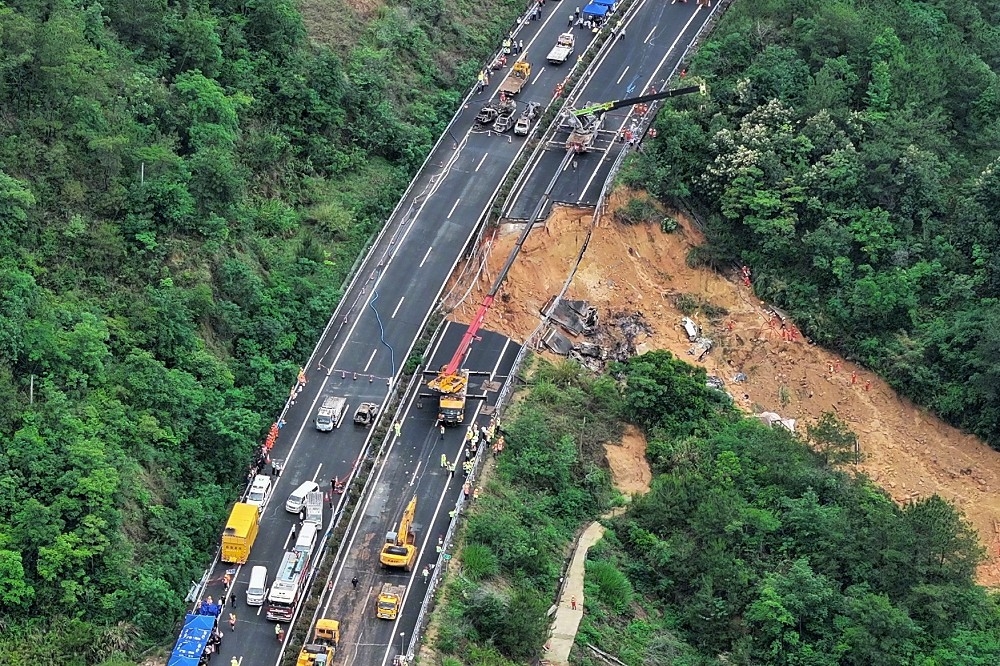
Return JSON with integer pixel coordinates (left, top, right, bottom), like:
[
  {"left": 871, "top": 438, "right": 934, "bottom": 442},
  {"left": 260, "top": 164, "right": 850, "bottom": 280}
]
[{"left": 445, "top": 191, "right": 1000, "bottom": 586}]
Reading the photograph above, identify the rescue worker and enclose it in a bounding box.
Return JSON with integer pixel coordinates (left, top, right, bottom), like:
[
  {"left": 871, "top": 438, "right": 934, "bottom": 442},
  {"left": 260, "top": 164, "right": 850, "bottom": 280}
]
[
  {"left": 440, "top": 453, "right": 447, "bottom": 468},
  {"left": 422, "top": 566, "right": 430, "bottom": 584}
]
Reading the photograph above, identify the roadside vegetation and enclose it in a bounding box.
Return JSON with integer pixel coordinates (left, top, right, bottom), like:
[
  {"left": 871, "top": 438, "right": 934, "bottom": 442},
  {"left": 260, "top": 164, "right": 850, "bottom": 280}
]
[
  {"left": 0, "top": 0, "right": 524, "bottom": 660},
  {"left": 438, "top": 351, "right": 1000, "bottom": 665},
  {"left": 622, "top": 0, "right": 1000, "bottom": 449}
]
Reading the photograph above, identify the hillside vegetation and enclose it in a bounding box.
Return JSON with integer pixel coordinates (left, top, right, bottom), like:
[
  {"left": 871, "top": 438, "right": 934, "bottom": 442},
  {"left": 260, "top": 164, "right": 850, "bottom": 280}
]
[
  {"left": 622, "top": 0, "right": 1000, "bottom": 448},
  {"left": 0, "top": 0, "right": 522, "bottom": 660},
  {"left": 440, "top": 354, "right": 1000, "bottom": 665}
]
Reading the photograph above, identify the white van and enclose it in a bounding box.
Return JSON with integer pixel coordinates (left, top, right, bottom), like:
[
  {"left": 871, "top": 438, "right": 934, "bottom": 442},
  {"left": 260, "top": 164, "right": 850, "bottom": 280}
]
[
  {"left": 245, "top": 475, "right": 272, "bottom": 510},
  {"left": 294, "top": 522, "right": 319, "bottom": 556},
  {"left": 246, "top": 566, "right": 268, "bottom": 606},
  {"left": 681, "top": 317, "right": 700, "bottom": 342},
  {"left": 285, "top": 481, "right": 320, "bottom": 513}
]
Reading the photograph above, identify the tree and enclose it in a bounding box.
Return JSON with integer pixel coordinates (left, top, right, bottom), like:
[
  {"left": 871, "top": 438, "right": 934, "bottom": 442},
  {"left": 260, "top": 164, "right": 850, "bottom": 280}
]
[{"left": 806, "top": 412, "right": 858, "bottom": 466}]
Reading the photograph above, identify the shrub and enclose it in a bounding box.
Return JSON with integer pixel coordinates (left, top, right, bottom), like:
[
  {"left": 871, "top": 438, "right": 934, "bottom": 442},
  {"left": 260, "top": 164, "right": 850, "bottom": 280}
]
[
  {"left": 586, "top": 559, "right": 634, "bottom": 614},
  {"left": 461, "top": 543, "right": 500, "bottom": 581}
]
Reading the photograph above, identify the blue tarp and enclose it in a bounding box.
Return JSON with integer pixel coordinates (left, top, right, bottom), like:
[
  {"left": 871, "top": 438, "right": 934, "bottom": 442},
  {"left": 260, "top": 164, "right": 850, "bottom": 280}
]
[
  {"left": 168, "top": 614, "right": 215, "bottom": 666},
  {"left": 583, "top": 3, "right": 609, "bottom": 17}
]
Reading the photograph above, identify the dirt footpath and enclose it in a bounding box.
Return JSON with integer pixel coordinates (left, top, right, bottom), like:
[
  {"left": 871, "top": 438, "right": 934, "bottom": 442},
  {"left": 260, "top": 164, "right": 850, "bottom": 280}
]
[{"left": 446, "top": 191, "right": 1000, "bottom": 586}]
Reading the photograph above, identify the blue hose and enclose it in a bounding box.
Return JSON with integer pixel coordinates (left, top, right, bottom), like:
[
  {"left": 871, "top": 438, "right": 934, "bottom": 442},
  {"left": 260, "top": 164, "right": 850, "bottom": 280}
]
[{"left": 368, "top": 291, "right": 396, "bottom": 377}]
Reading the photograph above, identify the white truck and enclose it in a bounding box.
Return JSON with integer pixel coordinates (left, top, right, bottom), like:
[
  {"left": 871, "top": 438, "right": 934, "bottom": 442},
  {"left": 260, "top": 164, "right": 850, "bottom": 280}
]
[
  {"left": 547, "top": 32, "right": 575, "bottom": 64},
  {"left": 303, "top": 490, "right": 324, "bottom": 528},
  {"left": 315, "top": 395, "right": 348, "bottom": 431}
]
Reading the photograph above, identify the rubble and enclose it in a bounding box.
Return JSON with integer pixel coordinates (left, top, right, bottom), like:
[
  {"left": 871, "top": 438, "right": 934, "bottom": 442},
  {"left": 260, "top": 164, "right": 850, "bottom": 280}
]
[{"left": 541, "top": 296, "right": 599, "bottom": 336}]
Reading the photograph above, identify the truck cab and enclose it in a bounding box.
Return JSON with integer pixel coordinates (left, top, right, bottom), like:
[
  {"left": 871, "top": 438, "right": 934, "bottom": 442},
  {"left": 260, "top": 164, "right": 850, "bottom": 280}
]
[
  {"left": 547, "top": 32, "right": 575, "bottom": 64},
  {"left": 376, "top": 583, "right": 406, "bottom": 620},
  {"left": 315, "top": 395, "right": 348, "bottom": 431}
]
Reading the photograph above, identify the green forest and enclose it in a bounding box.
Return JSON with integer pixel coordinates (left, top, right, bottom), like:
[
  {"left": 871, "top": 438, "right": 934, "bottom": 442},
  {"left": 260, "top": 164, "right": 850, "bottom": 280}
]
[
  {"left": 441, "top": 353, "right": 1000, "bottom": 665},
  {"left": 622, "top": 0, "right": 1000, "bottom": 449},
  {"left": 0, "top": 0, "right": 523, "bottom": 660}
]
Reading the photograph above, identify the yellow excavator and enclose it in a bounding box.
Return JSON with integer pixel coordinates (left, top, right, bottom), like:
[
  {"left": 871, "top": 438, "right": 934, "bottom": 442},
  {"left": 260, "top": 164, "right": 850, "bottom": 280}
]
[
  {"left": 379, "top": 497, "right": 418, "bottom": 571},
  {"left": 296, "top": 619, "right": 340, "bottom": 666}
]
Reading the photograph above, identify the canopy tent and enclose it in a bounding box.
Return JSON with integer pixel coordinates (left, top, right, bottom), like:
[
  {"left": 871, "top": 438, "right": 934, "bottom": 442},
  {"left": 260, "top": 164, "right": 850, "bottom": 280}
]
[
  {"left": 168, "top": 613, "right": 216, "bottom": 666},
  {"left": 582, "top": 3, "right": 608, "bottom": 17},
  {"left": 593, "top": 0, "right": 616, "bottom": 7}
]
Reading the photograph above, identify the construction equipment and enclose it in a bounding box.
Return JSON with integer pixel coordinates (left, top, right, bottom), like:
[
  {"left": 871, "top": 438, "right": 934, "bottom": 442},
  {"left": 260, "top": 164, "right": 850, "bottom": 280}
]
[
  {"left": 547, "top": 32, "right": 575, "bottom": 64},
  {"left": 379, "top": 497, "right": 418, "bottom": 571},
  {"left": 376, "top": 583, "right": 407, "bottom": 620},
  {"left": 565, "top": 84, "right": 704, "bottom": 152},
  {"left": 296, "top": 619, "right": 340, "bottom": 666},
  {"left": 499, "top": 59, "right": 531, "bottom": 95},
  {"left": 221, "top": 503, "right": 260, "bottom": 564},
  {"left": 353, "top": 402, "right": 379, "bottom": 426}
]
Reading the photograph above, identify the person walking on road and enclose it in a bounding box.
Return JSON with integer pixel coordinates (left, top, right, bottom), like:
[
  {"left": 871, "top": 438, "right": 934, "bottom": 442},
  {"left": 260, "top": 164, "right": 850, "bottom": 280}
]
[
  {"left": 571, "top": 596, "right": 578, "bottom": 610},
  {"left": 440, "top": 453, "right": 447, "bottom": 468},
  {"left": 231, "top": 658, "right": 239, "bottom": 666},
  {"left": 448, "top": 462, "right": 456, "bottom": 478},
  {"left": 229, "top": 613, "right": 237, "bottom": 631},
  {"left": 618, "top": 28, "right": 625, "bottom": 41},
  {"left": 394, "top": 421, "right": 402, "bottom": 438},
  {"left": 351, "top": 576, "right": 359, "bottom": 589},
  {"left": 422, "top": 566, "right": 430, "bottom": 584},
  {"left": 439, "top": 424, "right": 446, "bottom": 439}
]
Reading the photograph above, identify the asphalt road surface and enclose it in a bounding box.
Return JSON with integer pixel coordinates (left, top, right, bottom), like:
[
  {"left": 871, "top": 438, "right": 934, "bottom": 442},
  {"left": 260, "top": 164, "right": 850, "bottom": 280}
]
[
  {"left": 317, "top": 322, "right": 519, "bottom": 666},
  {"left": 504, "top": 0, "right": 720, "bottom": 220},
  {"left": 192, "top": 5, "right": 594, "bottom": 666}
]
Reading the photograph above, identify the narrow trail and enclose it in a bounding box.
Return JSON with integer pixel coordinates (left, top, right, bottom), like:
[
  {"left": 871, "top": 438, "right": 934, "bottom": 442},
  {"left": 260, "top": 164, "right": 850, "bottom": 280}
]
[{"left": 543, "top": 521, "right": 607, "bottom": 666}]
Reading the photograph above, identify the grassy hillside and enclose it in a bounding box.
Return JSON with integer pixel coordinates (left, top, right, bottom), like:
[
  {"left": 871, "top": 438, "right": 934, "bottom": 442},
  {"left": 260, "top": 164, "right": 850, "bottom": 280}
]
[{"left": 0, "top": 0, "right": 523, "bottom": 660}]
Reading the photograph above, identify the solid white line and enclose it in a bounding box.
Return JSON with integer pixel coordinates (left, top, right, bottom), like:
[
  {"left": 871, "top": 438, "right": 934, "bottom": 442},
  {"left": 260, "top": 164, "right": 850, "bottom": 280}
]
[
  {"left": 363, "top": 349, "right": 378, "bottom": 372},
  {"left": 536, "top": 66, "right": 545, "bottom": 81},
  {"left": 391, "top": 297, "right": 405, "bottom": 319},
  {"left": 447, "top": 198, "right": 461, "bottom": 219},
  {"left": 578, "top": 4, "right": 705, "bottom": 203},
  {"left": 475, "top": 153, "right": 488, "bottom": 172},
  {"left": 644, "top": 26, "right": 656, "bottom": 43},
  {"left": 408, "top": 460, "right": 423, "bottom": 487},
  {"left": 320, "top": 325, "right": 457, "bottom": 619},
  {"left": 616, "top": 66, "right": 630, "bottom": 85},
  {"left": 312, "top": 463, "right": 323, "bottom": 482},
  {"left": 419, "top": 246, "right": 433, "bottom": 268}
]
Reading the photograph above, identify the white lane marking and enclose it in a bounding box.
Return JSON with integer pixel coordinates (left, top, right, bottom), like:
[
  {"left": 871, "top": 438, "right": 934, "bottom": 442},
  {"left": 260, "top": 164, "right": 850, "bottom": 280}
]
[
  {"left": 475, "top": 153, "right": 489, "bottom": 172},
  {"left": 578, "top": 3, "right": 706, "bottom": 204},
  {"left": 616, "top": 66, "right": 630, "bottom": 85},
  {"left": 447, "top": 198, "right": 461, "bottom": 219},
  {"left": 391, "top": 297, "right": 405, "bottom": 319},
  {"left": 645, "top": 26, "right": 656, "bottom": 43},
  {"left": 320, "top": 322, "right": 459, "bottom": 620},
  {"left": 408, "top": 460, "right": 423, "bottom": 487},
  {"left": 363, "top": 349, "right": 378, "bottom": 372},
  {"left": 536, "top": 66, "right": 546, "bottom": 80},
  {"left": 419, "top": 246, "right": 433, "bottom": 268},
  {"left": 312, "top": 463, "right": 323, "bottom": 482}
]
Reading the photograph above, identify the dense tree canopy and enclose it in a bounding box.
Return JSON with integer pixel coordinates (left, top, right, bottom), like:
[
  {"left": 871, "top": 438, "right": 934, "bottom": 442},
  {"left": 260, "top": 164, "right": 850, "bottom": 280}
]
[
  {"left": 622, "top": 0, "right": 1000, "bottom": 448},
  {"left": 0, "top": 0, "right": 523, "bottom": 660},
  {"left": 578, "top": 351, "right": 1000, "bottom": 666}
]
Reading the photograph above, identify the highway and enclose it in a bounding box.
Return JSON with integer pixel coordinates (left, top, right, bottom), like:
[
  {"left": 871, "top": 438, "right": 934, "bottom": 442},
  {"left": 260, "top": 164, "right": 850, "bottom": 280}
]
[
  {"left": 317, "top": 322, "right": 518, "bottom": 666},
  {"left": 184, "top": 1, "right": 719, "bottom": 665},
  {"left": 195, "top": 4, "right": 598, "bottom": 666},
  {"left": 504, "top": 0, "right": 720, "bottom": 220}
]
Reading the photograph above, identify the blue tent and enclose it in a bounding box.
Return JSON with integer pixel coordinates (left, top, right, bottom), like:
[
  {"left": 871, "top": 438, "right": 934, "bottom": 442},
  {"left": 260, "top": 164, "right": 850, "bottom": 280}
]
[
  {"left": 582, "top": 3, "right": 608, "bottom": 17},
  {"left": 594, "top": 0, "right": 616, "bottom": 7},
  {"left": 168, "top": 614, "right": 216, "bottom": 666}
]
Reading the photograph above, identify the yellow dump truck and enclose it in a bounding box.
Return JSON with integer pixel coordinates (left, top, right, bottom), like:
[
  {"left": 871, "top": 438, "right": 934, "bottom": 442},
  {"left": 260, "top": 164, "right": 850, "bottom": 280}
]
[
  {"left": 376, "top": 583, "right": 406, "bottom": 620},
  {"left": 221, "top": 502, "right": 260, "bottom": 564},
  {"left": 296, "top": 619, "right": 340, "bottom": 666}
]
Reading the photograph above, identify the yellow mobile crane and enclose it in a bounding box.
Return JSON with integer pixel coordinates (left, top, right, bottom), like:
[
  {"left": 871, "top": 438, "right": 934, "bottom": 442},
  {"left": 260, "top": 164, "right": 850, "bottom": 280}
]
[{"left": 379, "top": 497, "right": 418, "bottom": 571}]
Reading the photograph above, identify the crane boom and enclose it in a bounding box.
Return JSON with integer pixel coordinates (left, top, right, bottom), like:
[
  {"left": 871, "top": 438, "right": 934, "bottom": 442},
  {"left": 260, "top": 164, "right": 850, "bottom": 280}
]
[
  {"left": 431, "top": 83, "right": 708, "bottom": 409},
  {"left": 572, "top": 84, "right": 702, "bottom": 117}
]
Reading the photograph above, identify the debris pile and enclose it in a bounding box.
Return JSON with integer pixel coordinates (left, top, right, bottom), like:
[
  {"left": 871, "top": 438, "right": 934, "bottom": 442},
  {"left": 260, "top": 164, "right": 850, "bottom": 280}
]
[{"left": 540, "top": 297, "right": 656, "bottom": 372}]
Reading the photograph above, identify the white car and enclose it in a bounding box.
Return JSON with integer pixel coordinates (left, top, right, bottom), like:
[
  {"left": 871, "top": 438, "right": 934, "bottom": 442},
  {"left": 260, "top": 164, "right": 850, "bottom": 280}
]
[{"left": 245, "top": 474, "right": 272, "bottom": 510}]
